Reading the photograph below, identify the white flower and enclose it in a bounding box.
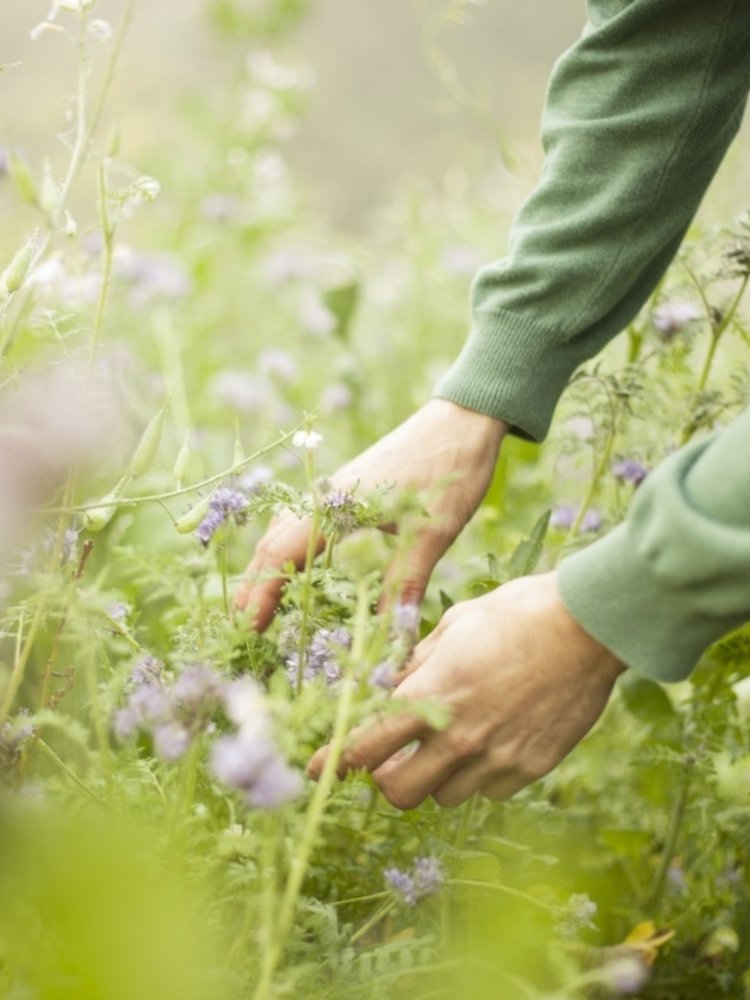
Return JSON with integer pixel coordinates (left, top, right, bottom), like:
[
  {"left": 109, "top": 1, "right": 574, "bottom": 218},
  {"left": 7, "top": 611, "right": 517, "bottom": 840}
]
[
  {"left": 49, "top": 0, "right": 96, "bottom": 16},
  {"left": 87, "top": 19, "right": 113, "bottom": 43},
  {"left": 292, "top": 429, "right": 322, "bottom": 450}
]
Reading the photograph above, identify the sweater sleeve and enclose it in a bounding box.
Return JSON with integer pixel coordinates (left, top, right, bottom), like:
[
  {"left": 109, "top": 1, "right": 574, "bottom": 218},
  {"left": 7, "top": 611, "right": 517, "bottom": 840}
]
[
  {"left": 558, "top": 407, "right": 750, "bottom": 682},
  {"left": 434, "top": 0, "right": 750, "bottom": 442}
]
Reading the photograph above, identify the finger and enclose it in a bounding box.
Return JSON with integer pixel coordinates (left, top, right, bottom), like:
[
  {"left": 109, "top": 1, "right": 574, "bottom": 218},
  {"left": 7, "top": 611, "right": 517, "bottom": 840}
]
[
  {"left": 234, "top": 513, "right": 324, "bottom": 629},
  {"left": 372, "top": 736, "right": 472, "bottom": 811},
  {"left": 379, "top": 517, "right": 457, "bottom": 610},
  {"left": 432, "top": 759, "right": 492, "bottom": 808},
  {"left": 307, "top": 710, "right": 427, "bottom": 781},
  {"left": 480, "top": 771, "right": 530, "bottom": 802}
]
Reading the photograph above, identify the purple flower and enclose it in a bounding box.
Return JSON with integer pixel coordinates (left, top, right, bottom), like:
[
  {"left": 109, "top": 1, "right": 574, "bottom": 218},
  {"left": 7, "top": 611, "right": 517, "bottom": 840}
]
[
  {"left": 130, "top": 654, "right": 163, "bottom": 687},
  {"left": 284, "top": 626, "right": 352, "bottom": 685},
  {"left": 550, "top": 504, "right": 576, "bottom": 530},
  {"left": 612, "top": 459, "right": 649, "bottom": 487},
  {"left": 113, "top": 247, "right": 191, "bottom": 307},
  {"left": 322, "top": 489, "right": 358, "bottom": 536},
  {"left": 550, "top": 504, "right": 602, "bottom": 533},
  {"left": 370, "top": 659, "right": 398, "bottom": 689},
  {"left": 153, "top": 722, "right": 192, "bottom": 762},
  {"left": 412, "top": 856, "right": 444, "bottom": 897},
  {"left": 580, "top": 508, "right": 603, "bottom": 533},
  {"left": 384, "top": 867, "right": 417, "bottom": 906},
  {"left": 108, "top": 602, "right": 130, "bottom": 625},
  {"left": 393, "top": 602, "right": 420, "bottom": 641},
  {"left": 652, "top": 301, "right": 700, "bottom": 337},
  {"left": 211, "top": 678, "right": 302, "bottom": 809},
  {"left": 173, "top": 663, "right": 224, "bottom": 710},
  {"left": 385, "top": 855, "right": 444, "bottom": 906},
  {"left": 196, "top": 485, "right": 249, "bottom": 545},
  {"left": 0, "top": 714, "right": 34, "bottom": 775}
]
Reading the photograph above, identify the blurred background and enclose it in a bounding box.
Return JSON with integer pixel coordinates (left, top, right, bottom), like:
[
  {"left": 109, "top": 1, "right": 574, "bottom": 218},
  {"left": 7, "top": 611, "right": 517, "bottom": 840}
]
[{"left": 1, "top": 0, "right": 584, "bottom": 229}]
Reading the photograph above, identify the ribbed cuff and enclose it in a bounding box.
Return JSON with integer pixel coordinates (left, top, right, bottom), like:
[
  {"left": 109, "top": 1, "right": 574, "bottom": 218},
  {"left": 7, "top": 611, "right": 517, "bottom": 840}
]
[
  {"left": 432, "top": 309, "right": 589, "bottom": 442},
  {"left": 558, "top": 523, "right": 725, "bottom": 684}
]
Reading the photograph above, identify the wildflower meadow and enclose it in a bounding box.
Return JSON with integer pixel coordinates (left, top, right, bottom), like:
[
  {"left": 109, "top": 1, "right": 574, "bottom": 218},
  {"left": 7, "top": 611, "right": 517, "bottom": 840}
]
[{"left": 0, "top": 2, "right": 749, "bottom": 998}]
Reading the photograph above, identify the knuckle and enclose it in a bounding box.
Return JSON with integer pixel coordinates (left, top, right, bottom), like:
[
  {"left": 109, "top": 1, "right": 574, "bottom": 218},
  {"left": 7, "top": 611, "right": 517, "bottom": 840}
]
[
  {"left": 444, "top": 730, "right": 482, "bottom": 761},
  {"left": 432, "top": 787, "right": 465, "bottom": 809},
  {"left": 377, "top": 777, "right": 420, "bottom": 812},
  {"left": 341, "top": 745, "right": 372, "bottom": 773}
]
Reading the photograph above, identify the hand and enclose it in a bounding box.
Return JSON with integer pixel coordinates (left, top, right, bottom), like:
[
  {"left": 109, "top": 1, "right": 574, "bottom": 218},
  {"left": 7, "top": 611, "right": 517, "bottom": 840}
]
[
  {"left": 235, "top": 399, "right": 508, "bottom": 628},
  {"left": 308, "top": 572, "right": 625, "bottom": 808}
]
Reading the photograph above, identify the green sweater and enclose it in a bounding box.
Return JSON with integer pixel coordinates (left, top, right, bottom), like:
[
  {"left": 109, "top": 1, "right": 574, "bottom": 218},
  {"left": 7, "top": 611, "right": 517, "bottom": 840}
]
[{"left": 434, "top": 0, "right": 750, "bottom": 682}]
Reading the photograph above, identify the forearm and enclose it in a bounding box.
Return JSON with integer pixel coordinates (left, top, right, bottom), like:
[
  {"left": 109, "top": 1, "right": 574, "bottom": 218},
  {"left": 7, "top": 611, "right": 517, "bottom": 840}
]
[
  {"left": 435, "top": 0, "right": 750, "bottom": 441},
  {"left": 559, "top": 405, "right": 750, "bottom": 682}
]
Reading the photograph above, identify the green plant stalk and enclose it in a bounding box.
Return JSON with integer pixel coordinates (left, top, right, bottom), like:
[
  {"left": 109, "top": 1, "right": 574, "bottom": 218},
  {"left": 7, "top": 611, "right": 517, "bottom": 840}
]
[
  {"left": 0, "top": 601, "right": 45, "bottom": 728},
  {"left": 567, "top": 425, "right": 616, "bottom": 542},
  {"left": 447, "top": 879, "right": 564, "bottom": 914},
  {"left": 87, "top": 161, "right": 114, "bottom": 376},
  {"left": 45, "top": 423, "right": 304, "bottom": 515},
  {"left": 296, "top": 447, "right": 321, "bottom": 693},
  {"left": 647, "top": 760, "right": 692, "bottom": 911},
  {"left": 37, "top": 737, "right": 105, "bottom": 805},
  {"left": 253, "top": 582, "right": 369, "bottom": 1000},
  {"left": 221, "top": 536, "right": 230, "bottom": 618},
  {"left": 453, "top": 791, "right": 478, "bottom": 850},
  {"left": 349, "top": 901, "right": 394, "bottom": 946}
]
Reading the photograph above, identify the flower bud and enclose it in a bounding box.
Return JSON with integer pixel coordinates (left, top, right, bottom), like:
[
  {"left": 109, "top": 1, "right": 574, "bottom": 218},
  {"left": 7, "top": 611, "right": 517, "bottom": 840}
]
[
  {"left": 174, "top": 495, "right": 211, "bottom": 534},
  {"left": 172, "top": 434, "right": 191, "bottom": 483},
  {"left": 0, "top": 235, "right": 38, "bottom": 297},
  {"left": 129, "top": 401, "right": 168, "bottom": 478},
  {"left": 8, "top": 152, "right": 37, "bottom": 207},
  {"left": 82, "top": 475, "right": 128, "bottom": 532}
]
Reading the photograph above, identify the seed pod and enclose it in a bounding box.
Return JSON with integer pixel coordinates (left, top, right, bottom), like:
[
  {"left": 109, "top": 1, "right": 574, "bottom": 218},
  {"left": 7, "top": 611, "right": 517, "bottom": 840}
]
[
  {"left": 232, "top": 430, "right": 244, "bottom": 468},
  {"left": 82, "top": 475, "right": 129, "bottom": 532},
  {"left": 172, "top": 434, "right": 191, "bottom": 483},
  {"left": 0, "top": 235, "right": 38, "bottom": 297},
  {"left": 174, "top": 495, "right": 211, "bottom": 534},
  {"left": 129, "top": 402, "right": 168, "bottom": 478},
  {"left": 8, "top": 153, "right": 37, "bottom": 207}
]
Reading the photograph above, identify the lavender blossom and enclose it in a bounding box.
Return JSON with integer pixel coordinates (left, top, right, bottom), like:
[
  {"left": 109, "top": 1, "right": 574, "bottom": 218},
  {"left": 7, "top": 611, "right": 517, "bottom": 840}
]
[
  {"left": 550, "top": 504, "right": 576, "bottom": 530},
  {"left": 550, "top": 504, "right": 602, "bottom": 533},
  {"left": 196, "top": 485, "right": 249, "bottom": 545},
  {"left": 384, "top": 867, "right": 417, "bottom": 906},
  {"left": 612, "top": 458, "right": 649, "bottom": 486},
  {"left": 284, "top": 626, "right": 351, "bottom": 685},
  {"left": 370, "top": 659, "right": 398, "bottom": 689},
  {"left": 211, "top": 677, "right": 302, "bottom": 809},
  {"left": 153, "top": 722, "right": 192, "bottom": 762},
  {"left": 385, "top": 855, "right": 444, "bottom": 906},
  {"left": 652, "top": 301, "right": 700, "bottom": 337},
  {"left": 393, "top": 602, "right": 420, "bottom": 641},
  {"left": 322, "top": 489, "right": 358, "bottom": 536},
  {"left": 0, "top": 714, "right": 34, "bottom": 776}
]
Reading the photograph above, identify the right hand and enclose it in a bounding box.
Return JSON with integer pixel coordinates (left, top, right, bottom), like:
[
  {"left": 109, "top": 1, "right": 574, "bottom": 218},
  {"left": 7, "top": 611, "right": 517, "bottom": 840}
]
[{"left": 235, "top": 399, "right": 508, "bottom": 629}]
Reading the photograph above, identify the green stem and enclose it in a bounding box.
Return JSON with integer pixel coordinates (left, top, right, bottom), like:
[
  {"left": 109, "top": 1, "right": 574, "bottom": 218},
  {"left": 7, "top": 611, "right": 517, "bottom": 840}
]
[
  {"left": 44, "top": 423, "right": 303, "bottom": 514},
  {"left": 37, "top": 738, "right": 105, "bottom": 805},
  {"left": 349, "top": 901, "right": 394, "bottom": 946},
  {"left": 447, "top": 879, "right": 563, "bottom": 914},
  {"left": 567, "top": 425, "right": 616, "bottom": 542},
  {"left": 296, "top": 447, "right": 321, "bottom": 693},
  {"left": 0, "top": 601, "right": 45, "bottom": 727},
  {"left": 647, "top": 760, "right": 692, "bottom": 911},
  {"left": 252, "top": 583, "right": 369, "bottom": 1000},
  {"left": 87, "top": 162, "right": 114, "bottom": 376},
  {"left": 221, "top": 537, "right": 230, "bottom": 618}
]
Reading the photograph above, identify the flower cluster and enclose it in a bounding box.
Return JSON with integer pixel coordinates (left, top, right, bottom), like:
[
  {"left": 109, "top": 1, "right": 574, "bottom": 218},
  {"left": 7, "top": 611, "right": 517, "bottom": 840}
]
[
  {"left": 321, "top": 488, "right": 359, "bottom": 537},
  {"left": 612, "top": 458, "right": 649, "bottom": 487},
  {"left": 0, "top": 713, "right": 34, "bottom": 778},
  {"left": 114, "top": 658, "right": 224, "bottom": 761},
  {"left": 282, "top": 625, "right": 352, "bottom": 685},
  {"left": 210, "top": 677, "right": 302, "bottom": 809},
  {"left": 652, "top": 301, "right": 700, "bottom": 337},
  {"left": 370, "top": 602, "right": 421, "bottom": 689},
  {"left": 384, "top": 856, "right": 444, "bottom": 906},
  {"left": 550, "top": 504, "right": 602, "bottom": 533},
  {"left": 196, "top": 486, "right": 250, "bottom": 545}
]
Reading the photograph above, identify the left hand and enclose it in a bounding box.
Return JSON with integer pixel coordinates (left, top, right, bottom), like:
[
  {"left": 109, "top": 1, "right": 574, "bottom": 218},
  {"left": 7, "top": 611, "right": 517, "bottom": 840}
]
[{"left": 308, "top": 571, "right": 626, "bottom": 808}]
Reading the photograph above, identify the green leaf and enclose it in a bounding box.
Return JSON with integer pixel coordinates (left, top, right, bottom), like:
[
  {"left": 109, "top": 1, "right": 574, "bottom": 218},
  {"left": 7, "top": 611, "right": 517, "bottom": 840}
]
[
  {"left": 619, "top": 673, "right": 678, "bottom": 729},
  {"left": 508, "top": 509, "right": 551, "bottom": 579}
]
